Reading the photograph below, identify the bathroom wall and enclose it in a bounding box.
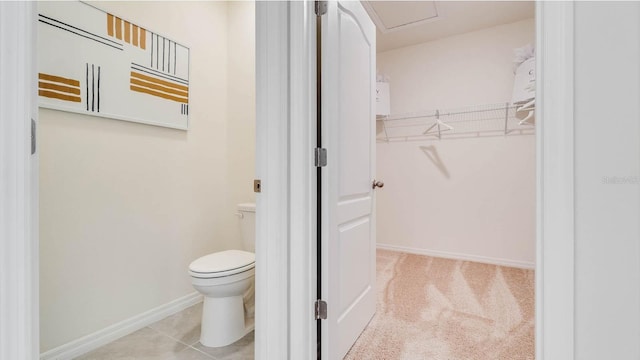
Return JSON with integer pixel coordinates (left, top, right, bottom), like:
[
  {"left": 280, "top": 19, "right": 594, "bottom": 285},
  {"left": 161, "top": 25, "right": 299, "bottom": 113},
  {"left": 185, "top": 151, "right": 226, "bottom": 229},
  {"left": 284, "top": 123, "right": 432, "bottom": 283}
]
[
  {"left": 227, "top": 1, "right": 256, "bottom": 208},
  {"left": 376, "top": 18, "right": 536, "bottom": 267},
  {"left": 39, "top": 1, "right": 255, "bottom": 352}
]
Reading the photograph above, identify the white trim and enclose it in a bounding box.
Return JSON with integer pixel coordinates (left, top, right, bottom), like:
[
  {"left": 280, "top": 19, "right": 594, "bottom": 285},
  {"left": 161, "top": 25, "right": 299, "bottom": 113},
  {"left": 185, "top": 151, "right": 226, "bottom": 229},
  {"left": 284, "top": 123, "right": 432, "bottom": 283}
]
[
  {"left": 536, "top": 2, "right": 575, "bottom": 359},
  {"left": 255, "top": 3, "right": 318, "bottom": 359},
  {"left": 0, "top": 3, "right": 39, "bottom": 360},
  {"left": 255, "top": 2, "right": 292, "bottom": 359},
  {"left": 39, "top": 293, "right": 202, "bottom": 360},
  {"left": 377, "top": 244, "right": 535, "bottom": 270},
  {"left": 287, "top": 2, "right": 318, "bottom": 360}
]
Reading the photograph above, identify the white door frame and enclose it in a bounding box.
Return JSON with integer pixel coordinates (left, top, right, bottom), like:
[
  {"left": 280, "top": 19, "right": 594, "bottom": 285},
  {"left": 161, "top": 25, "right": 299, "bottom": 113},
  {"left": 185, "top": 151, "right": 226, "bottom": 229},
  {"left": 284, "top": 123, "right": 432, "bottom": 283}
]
[
  {"left": 0, "top": 2, "right": 39, "bottom": 360},
  {"left": 1, "top": 1, "right": 573, "bottom": 360},
  {"left": 535, "top": 2, "right": 575, "bottom": 358},
  {"left": 255, "top": 2, "right": 318, "bottom": 359}
]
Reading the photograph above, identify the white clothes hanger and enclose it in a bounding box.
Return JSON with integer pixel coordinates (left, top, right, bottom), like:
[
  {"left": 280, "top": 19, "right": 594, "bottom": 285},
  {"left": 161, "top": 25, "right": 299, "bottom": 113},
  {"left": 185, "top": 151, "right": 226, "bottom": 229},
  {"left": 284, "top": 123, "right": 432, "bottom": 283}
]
[
  {"left": 515, "top": 98, "right": 535, "bottom": 125},
  {"left": 517, "top": 98, "right": 535, "bottom": 112},
  {"left": 519, "top": 109, "right": 535, "bottom": 125},
  {"left": 423, "top": 110, "right": 453, "bottom": 139}
]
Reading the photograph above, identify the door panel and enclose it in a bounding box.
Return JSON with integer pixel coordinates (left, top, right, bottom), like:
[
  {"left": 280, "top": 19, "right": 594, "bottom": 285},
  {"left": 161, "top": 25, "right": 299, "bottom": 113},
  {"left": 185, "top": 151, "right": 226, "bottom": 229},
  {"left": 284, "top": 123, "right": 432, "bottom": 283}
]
[
  {"left": 337, "top": 9, "right": 373, "bottom": 198},
  {"left": 338, "top": 217, "right": 372, "bottom": 316},
  {"left": 321, "top": 1, "right": 376, "bottom": 359}
]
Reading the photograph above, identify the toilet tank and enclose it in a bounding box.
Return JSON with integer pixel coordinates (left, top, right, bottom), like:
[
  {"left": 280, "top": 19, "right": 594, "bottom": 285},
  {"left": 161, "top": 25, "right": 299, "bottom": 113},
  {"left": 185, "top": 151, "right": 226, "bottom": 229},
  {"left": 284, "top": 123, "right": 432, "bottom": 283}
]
[{"left": 237, "top": 203, "right": 256, "bottom": 252}]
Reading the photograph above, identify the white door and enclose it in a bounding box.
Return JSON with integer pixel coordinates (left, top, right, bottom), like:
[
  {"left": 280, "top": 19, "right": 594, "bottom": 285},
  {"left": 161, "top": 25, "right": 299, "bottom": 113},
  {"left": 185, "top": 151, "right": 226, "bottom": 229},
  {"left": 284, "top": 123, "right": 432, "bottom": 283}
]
[
  {"left": 0, "top": 2, "right": 39, "bottom": 360},
  {"left": 320, "top": 1, "right": 376, "bottom": 359}
]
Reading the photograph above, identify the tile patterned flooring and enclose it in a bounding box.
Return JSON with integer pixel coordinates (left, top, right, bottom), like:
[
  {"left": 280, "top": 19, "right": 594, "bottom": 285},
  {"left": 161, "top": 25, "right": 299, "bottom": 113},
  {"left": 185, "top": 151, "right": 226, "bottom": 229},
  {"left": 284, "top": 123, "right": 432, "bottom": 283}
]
[{"left": 76, "top": 302, "right": 254, "bottom": 360}]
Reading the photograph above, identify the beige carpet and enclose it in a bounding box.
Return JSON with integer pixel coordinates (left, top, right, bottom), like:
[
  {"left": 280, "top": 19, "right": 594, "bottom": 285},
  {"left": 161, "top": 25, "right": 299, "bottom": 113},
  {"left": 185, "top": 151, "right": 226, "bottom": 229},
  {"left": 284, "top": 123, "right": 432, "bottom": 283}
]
[{"left": 344, "top": 250, "right": 535, "bottom": 360}]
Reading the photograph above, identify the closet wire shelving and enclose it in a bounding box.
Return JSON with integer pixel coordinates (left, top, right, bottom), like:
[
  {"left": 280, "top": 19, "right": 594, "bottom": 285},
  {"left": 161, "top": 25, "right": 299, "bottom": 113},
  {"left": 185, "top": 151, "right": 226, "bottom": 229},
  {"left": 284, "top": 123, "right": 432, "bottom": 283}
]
[{"left": 377, "top": 102, "right": 535, "bottom": 143}]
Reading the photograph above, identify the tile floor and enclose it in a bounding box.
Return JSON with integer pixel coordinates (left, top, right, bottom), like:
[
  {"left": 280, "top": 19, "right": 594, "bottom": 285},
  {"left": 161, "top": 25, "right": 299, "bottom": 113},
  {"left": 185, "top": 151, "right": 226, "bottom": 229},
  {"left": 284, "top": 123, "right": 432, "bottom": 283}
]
[{"left": 76, "top": 302, "right": 254, "bottom": 360}]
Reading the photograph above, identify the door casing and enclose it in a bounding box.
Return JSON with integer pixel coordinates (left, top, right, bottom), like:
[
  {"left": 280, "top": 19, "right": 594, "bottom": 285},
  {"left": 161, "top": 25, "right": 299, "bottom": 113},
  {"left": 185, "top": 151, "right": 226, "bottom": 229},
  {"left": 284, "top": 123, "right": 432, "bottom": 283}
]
[{"left": 0, "top": 2, "right": 39, "bottom": 360}]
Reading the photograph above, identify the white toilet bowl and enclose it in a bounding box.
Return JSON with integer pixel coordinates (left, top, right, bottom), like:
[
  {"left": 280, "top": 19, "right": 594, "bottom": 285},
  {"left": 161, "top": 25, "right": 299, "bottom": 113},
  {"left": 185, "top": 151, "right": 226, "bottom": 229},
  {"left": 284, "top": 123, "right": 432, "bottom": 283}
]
[
  {"left": 189, "top": 203, "right": 257, "bottom": 348},
  {"left": 189, "top": 249, "right": 255, "bottom": 347}
]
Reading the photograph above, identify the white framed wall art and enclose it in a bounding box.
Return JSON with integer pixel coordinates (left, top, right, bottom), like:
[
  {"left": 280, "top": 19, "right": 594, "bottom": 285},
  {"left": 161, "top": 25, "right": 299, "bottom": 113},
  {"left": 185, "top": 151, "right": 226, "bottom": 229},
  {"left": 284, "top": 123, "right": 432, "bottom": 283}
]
[{"left": 38, "top": 1, "right": 190, "bottom": 130}]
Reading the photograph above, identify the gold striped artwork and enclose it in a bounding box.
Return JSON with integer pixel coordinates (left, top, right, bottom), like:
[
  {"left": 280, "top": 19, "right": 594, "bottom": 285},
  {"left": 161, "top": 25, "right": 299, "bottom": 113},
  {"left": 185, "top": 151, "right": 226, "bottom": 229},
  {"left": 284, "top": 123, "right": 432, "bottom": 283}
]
[
  {"left": 115, "top": 17, "right": 122, "bottom": 41},
  {"left": 39, "top": 1, "right": 190, "bottom": 129},
  {"left": 38, "top": 73, "right": 81, "bottom": 103},
  {"left": 140, "top": 28, "right": 146, "bottom": 49},
  {"left": 107, "top": 13, "right": 146, "bottom": 49},
  {"left": 132, "top": 25, "right": 139, "bottom": 47},
  {"left": 129, "top": 71, "right": 188, "bottom": 103},
  {"left": 107, "top": 14, "right": 114, "bottom": 36},
  {"left": 124, "top": 20, "right": 131, "bottom": 44}
]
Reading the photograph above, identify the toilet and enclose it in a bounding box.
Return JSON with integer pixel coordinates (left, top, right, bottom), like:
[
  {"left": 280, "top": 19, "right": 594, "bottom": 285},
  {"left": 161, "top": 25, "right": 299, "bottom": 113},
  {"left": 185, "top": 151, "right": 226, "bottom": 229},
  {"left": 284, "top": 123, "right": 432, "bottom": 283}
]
[{"left": 189, "top": 203, "right": 256, "bottom": 348}]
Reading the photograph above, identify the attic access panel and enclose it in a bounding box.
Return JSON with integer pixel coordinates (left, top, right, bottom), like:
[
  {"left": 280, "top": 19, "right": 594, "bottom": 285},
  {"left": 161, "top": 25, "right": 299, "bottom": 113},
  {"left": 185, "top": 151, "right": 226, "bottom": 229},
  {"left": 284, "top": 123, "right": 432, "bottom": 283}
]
[{"left": 362, "top": 1, "right": 440, "bottom": 33}]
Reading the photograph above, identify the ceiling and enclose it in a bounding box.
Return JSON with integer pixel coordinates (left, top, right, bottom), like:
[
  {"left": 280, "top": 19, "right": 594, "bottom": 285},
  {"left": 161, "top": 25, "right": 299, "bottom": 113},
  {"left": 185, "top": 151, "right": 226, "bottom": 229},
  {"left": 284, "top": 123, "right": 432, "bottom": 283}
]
[{"left": 362, "top": 1, "right": 535, "bottom": 52}]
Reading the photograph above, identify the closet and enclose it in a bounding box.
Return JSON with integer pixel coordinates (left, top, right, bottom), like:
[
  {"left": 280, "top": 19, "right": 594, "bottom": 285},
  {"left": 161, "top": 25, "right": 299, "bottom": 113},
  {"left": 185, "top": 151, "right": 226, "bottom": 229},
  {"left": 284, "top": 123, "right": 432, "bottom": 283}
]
[
  {"left": 373, "top": 3, "right": 536, "bottom": 268},
  {"left": 345, "top": 2, "right": 537, "bottom": 359}
]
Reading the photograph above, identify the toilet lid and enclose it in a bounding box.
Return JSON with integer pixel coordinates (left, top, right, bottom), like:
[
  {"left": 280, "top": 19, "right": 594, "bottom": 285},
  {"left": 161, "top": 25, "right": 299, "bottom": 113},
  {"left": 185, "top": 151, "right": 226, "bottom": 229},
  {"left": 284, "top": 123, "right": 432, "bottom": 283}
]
[{"left": 189, "top": 250, "right": 255, "bottom": 275}]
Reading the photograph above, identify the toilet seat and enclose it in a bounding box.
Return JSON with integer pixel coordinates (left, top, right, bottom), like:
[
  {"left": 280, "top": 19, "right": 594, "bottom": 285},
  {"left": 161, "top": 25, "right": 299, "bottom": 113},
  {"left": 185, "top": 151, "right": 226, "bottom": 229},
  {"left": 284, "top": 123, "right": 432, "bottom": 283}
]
[{"left": 189, "top": 250, "right": 255, "bottom": 279}]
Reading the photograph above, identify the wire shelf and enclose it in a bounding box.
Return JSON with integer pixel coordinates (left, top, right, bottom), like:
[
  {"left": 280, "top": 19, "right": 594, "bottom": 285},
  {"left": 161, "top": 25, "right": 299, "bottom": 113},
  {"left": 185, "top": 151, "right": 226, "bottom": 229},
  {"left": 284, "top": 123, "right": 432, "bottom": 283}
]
[{"left": 377, "top": 102, "right": 535, "bottom": 142}]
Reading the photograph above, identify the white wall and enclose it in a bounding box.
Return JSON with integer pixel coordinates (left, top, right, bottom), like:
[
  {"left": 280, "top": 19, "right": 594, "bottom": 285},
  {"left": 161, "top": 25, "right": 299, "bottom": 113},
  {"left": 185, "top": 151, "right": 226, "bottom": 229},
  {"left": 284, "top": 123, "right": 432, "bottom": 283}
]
[
  {"left": 376, "top": 19, "right": 536, "bottom": 267},
  {"left": 227, "top": 1, "right": 256, "bottom": 208},
  {"left": 574, "top": 2, "right": 640, "bottom": 358},
  {"left": 39, "top": 1, "right": 255, "bottom": 352}
]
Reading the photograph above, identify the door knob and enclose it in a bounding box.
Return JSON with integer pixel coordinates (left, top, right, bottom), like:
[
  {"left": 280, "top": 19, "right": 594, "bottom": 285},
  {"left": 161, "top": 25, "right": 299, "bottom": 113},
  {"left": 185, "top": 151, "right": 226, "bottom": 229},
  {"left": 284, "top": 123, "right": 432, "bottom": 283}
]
[{"left": 372, "top": 180, "right": 384, "bottom": 189}]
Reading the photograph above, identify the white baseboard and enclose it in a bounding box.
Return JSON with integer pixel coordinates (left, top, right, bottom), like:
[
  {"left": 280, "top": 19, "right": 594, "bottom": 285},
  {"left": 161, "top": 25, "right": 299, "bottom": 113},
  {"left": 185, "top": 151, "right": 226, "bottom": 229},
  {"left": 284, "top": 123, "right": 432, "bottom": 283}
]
[
  {"left": 377, "top": 243, "right": 536, "bottom": 269},
  {"left": 40, "top": 292, "right": 203, "bottom": 360}
]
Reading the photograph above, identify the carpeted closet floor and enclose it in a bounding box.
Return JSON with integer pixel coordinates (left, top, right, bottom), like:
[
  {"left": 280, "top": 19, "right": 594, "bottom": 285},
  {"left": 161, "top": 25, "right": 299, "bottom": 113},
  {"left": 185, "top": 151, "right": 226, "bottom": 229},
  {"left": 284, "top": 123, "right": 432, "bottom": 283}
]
[{"left": 345, "top": 250, "right": 535, "bottom": 360}]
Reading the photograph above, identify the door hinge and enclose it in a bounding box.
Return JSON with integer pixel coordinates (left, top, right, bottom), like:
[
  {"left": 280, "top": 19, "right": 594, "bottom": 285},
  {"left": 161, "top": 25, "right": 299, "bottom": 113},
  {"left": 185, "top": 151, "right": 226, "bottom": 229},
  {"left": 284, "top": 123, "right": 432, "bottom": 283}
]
[
  {"left": 315, "top": 1, "right": 327, "bottom": 16},
  {"left": 31, "top": 118, "right": 36, "bottom": 155},
  {"left": 315, "top": 299, "right": 327, "bottom": 320},
  {"left": 315, "top": 148, "right": 327, "bottom": 167}
]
